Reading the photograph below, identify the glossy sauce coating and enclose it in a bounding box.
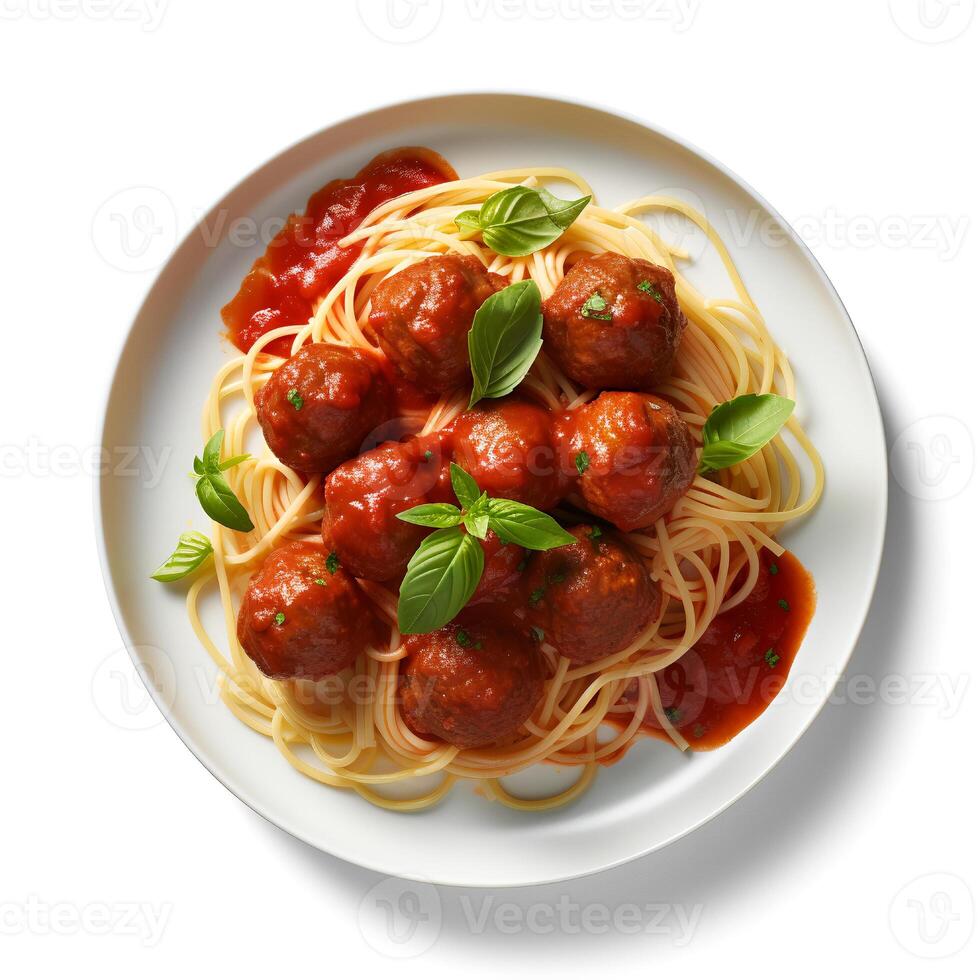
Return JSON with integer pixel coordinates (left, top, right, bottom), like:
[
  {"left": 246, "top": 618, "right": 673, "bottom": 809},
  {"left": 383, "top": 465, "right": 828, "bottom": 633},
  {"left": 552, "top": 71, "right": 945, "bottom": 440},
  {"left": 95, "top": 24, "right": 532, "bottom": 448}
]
[
  {"left": 448, "top": 398, "right": 570, "bottom": 510},
  {"left": 369, "top": 254, "right": 509, "bottom": 394},
  {"left": 322, "top": 433, "right": 454, "bottom": 583},
  {"left": 616, "top": 549, "right": 815, "bottom": 751},
  {"left": 236, "top": 541, "right": 381, "bottom": 680},
  {"left": 523, "top": 525, "right": 661, "bottom": 665},
  {"left": 222, "top": 148, "right": 457, "bottom": 357},
  {"left": 254, "top": 343, "right": 392, "bottom": 473},
  {"left": 543, "top": 252, "right": 685, "bottom": 390},
  {"left": 558, "top": 391, "right": 698, "bottom": 531},
  {"left": 400, "top": 617, "right": 544, "bottom": 748}
]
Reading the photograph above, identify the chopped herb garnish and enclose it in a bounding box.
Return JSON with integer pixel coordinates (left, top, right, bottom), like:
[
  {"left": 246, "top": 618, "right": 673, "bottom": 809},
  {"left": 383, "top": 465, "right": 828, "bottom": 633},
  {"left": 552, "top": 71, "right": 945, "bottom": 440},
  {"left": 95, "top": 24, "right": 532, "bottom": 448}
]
[
  {"left": 548, "top": 572, "right": 565, "bottom": 585},
  {"left": 764, "top": 648, "right": 780, "bottom": 668},
  {"left": 274, "top": 612, "right": 286, "bottom": 626},
  {"left": 637, "top": 280, "right": 663, "bottom": 302},
  {"left": 456, "top": 629, "right": 482, "bottom": 650},
  {"left": 777, "top": 598, "right": 790, "bottom": 611},
  {"left": 325, "top": 552, "right": 340, "bottom": 575},
  {"left": 692, "top": 724, "right": 706, "bottom": 739},
  {"left": 516, "top": 557, "right": 529, "bottom": 573},
  {"left": 587, "top": 525, "right": 603, "bottom": 541},
  {"left": 314, "top": 578, "right": 327, "bottom": 586},
  {"left": 529, "top": 587, "right": 546, "bottom": 607},
  {"left": 530, "top": 626, "right": 545, "bottom": 643},
  {"left": 581, "top": 292, "right": 612, "bottom": 321},
  {"left": 770, "top": 562, "right": 779, "bottom": 575},
  {"left": 286, "top": 388, "right": 303, "bottom": 411},
  {"left": 423, "top": 450, "right": 433, "bottom": 462},
  {"left": 665, "top": 707, "right": 682, "bottom": 724},
  {"left": 575, "top": 450, "right": 591, "bottom": 475}
]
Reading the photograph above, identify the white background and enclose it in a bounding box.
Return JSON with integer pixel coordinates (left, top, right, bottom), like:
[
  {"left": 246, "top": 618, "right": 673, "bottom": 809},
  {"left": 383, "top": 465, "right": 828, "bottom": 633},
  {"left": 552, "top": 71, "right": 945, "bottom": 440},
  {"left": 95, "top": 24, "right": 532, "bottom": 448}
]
[{"left": 1, "top": 0, "right": 977, "bottom": 974}]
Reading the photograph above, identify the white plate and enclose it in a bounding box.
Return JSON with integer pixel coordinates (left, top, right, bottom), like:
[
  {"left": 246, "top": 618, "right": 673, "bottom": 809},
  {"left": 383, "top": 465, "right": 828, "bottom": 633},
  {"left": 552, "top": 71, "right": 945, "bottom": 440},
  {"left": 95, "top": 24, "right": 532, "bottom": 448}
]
[{"left": 97, "top": 93, "right": 887, "bottom": 887}]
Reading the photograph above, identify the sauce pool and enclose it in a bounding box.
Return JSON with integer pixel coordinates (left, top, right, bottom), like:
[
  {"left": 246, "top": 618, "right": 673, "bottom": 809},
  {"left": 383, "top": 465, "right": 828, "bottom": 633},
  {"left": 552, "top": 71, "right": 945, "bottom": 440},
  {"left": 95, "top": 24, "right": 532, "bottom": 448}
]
[
  {"left": 613, "top": 548, "right": 816, "bottom": 753},
  {"left": 221, "top": 147, "right": 458, "bottom": 358}
]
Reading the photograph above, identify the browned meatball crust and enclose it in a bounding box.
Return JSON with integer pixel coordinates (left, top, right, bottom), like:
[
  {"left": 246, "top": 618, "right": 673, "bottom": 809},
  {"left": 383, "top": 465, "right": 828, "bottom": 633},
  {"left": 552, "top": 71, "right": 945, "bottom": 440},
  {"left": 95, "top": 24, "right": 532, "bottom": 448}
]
[
  {"left": 254, "top": 343, "right": 392, "bottom": 474},
  {"left": 558, "top": 391, "right": 697, "bottom": 531},
  {"left": 368, "top": 254, "right": 509, "bottom": 394},
  {"left": 543, "top": 253, "right": 685, "bottom": 390},
  {"left": 523, "top": 525, "right": 661, "bottom": 665},
  {"left": 237, "top": 541, "right": 381, "bottom": 680},
  {"left": 400, "top": 618, "right": 544, "bottom": 748}
]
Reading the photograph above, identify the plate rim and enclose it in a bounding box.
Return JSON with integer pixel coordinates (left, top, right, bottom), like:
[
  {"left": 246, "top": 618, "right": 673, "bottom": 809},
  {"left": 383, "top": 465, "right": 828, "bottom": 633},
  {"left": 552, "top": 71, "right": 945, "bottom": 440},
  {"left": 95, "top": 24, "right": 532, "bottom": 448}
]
[{"left": 94, "top": 90, "right": 888, "bottom": 887}]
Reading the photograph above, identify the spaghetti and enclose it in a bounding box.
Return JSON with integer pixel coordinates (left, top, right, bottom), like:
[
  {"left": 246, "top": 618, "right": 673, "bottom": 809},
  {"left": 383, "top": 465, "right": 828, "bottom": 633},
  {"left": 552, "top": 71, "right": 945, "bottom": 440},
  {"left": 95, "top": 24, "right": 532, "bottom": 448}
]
[{"left": 186, "top": 162, "right": 823, "bottom": 811}]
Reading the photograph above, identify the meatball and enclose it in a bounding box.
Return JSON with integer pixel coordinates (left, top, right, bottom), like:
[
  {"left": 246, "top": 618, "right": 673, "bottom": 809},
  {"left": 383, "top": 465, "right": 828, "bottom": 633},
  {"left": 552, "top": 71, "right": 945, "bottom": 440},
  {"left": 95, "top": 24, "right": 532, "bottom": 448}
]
[
  {"left": 322, "top": 433, "right": 454, "bottom": 583},
  {"left": 368, "top": 254, "right": 509, "bottom": 394},
  {"left": 523, "top": 525, "right": 661, "bottom": 666},
  {"left": 559, "top": 391, "right": 697, "bottom": 531},
  {"left": 543, "top": 252, "right": 685, "bottom": 390},
  {"left": 468, "top": 531, "right": 525, "bottom": 607},
  {"left": 400, "top": 618, "right": 544, "bottom": 748},
  {"left": 237, "top": 541, "right": 381, "bottom": 680},
  {"left": 448, "top": 398, "right": 569, "bottom": 510},
  {"left": 254, "top": 343, "right": 392, "bottom": 473}
]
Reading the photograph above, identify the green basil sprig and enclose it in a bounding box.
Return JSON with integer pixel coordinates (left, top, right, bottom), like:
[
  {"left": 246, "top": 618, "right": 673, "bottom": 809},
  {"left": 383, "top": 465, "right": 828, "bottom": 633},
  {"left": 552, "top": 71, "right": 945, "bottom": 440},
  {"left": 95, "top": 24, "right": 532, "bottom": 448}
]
[
  {"left": 194, "top": 430, "right": 254, "bottom": 532},
  {"left": 395, "top": 463, "right": 575, "bottom": 634},
  {"left": 151, "top": 531, "right": 214, "bottom": 582},
  {"left": 699, "top": 394, "right": 795, "bottom": 475},
  {"left": 467, "top": 279, "right": 543, "bottom": 409},
  {"left": 455, "top": 186, "right": 590, "bottom": 257}
]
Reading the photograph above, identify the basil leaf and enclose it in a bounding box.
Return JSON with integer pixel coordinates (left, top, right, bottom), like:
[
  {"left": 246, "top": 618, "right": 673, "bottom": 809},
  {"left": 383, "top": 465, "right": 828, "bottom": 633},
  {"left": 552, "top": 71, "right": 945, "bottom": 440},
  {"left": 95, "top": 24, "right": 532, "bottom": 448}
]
[
  {"left": 397, "top": 528, "right": 485, "bottom": 634},
  {"left": 202, "top": 430, "right": 224, "bottom": 472},
  {"left": 192, "top": 456, "right": 204, "bottom": 475},
  {"left": 467, "top": 279, "right": 543, "bottom": 408},
  {"left": 454, "top": 210, "right": 483, "bottom": 233},
  {"left": 195, "top": 430, "right": 254, "bottom": 532},
  {"left": 536, "top": 187, "right": 591, "bottom": 230},
  {"left": 699, "top": 394, "right": 795, "bottom": 474},
  {"left": 396, "top": 503, "right": 463, "bottom": 529},
  {"left": 151, "top": 531, "right": 214, "bottom": 582},
  {"left": 196, "top": 470, "right": 254, "bottom": 532},
  {"left": 486, "top": 499, "right": 576, "bottom": 551},
  {"left": 450, "top": 463, "right": 481, "bottom": 509},
  {"left": 463, "top": 509, "right": 490, "bottom": 540},
  {"left": 455, "top": 186, "right": 590, "bottom": 257},
  {"left": 698, "top": 440, "right": 757, "bottom": 471}
]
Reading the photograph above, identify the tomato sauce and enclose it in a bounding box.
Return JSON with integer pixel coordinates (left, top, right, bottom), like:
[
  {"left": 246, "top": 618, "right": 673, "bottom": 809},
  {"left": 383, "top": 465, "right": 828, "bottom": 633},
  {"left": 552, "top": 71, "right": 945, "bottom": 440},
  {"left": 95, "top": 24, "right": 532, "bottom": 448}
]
[
  {"left": 614, "top": 548, "right": 815, "bottom": 752},
  {"left": 221, "top": 147, "right": 458, "bottom": 357},
  {"left": 376, "top": 353, "right": 440, "bottom": 419}
]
